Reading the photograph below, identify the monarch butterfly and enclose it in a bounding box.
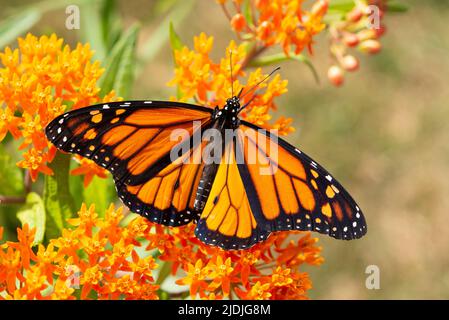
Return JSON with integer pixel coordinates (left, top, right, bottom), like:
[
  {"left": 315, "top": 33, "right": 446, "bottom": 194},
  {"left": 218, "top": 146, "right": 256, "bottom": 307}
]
[{"left": 45, "top": 85, "right": 366, "bottom": 250}]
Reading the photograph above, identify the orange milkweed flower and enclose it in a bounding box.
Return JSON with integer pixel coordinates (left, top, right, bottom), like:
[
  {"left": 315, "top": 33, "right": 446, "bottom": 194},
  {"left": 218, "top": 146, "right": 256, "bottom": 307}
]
[
  {"left": 0, "top": 34, "right": 120, "bottom": 183},
  {"left": 169, "top": 33, "right": 292, "bottom": 132}
]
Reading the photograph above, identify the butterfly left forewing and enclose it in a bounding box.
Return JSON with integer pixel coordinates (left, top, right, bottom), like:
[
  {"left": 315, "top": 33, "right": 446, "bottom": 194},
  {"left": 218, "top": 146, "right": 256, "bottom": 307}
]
[{"left": 46, "top": 101, "right": 212, "bottom": 186}]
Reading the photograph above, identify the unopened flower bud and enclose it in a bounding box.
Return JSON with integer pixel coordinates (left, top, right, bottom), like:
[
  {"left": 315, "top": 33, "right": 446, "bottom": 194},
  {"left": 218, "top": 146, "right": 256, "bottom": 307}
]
[
  {"left": 231, "top": 13, "right": 246, "bottom": 32},
  {"left": 359, "top": 39, "right": 382, "bottom": 54},
  {"left": 343, "top": 33, "right": 359, "bottom": 47},
  {"left": 328, "top": 65, "right": 344, "bottom": 86},
  {"left": 346, "top": 8, "right": 363, "bottom": 22},
  {"left": 311, "top": 0, "right": 328, "bottom": 16},
  {"left": 342, "top": 55, "right": 359, "bottom": 72},
  {"left": 357, "top": 29, "right": 377, "bottom": 42}
]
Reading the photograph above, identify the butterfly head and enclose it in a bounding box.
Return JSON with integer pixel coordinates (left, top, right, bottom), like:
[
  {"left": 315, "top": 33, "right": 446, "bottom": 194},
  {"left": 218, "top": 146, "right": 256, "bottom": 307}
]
[
  {"left": 225, "top": 96, "right": 240, "bottom": 112},
  {"left": 222, "top": 96, "right": 241, "bottom": 128}
]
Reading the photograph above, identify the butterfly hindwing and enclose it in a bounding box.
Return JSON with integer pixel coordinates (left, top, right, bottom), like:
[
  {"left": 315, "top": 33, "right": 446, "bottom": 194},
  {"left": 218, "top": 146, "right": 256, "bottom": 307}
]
[
  {"left": 236, "top": 121, "right": 367, "bottom": 240},
  {"left": 195, "top": 137, "right": 271, "bottom": 250}
]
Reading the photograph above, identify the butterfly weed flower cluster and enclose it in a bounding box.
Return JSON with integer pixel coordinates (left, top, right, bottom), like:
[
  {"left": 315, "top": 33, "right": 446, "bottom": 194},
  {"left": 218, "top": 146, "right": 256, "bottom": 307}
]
[
  {"left": 0, "top": 204, "right": 322, "bottom": 300},
  {"left": 172, "top": 229, "right": 322, "bottom": 299},
  {"left": 0, "top": 34, "right": 119, "bottom": 183},
  {"left": 0, "top": 204, "right": 159, "bottom": 299}
]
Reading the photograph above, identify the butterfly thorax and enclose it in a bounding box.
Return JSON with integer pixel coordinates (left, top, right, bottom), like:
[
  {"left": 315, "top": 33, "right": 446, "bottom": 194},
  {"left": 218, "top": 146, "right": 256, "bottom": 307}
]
[{"left": 213, "top": 96, "right": 241, "bottom": 129}]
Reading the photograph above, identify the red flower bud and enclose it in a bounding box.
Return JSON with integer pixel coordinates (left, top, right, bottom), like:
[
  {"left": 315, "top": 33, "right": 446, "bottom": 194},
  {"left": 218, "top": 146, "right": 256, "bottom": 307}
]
[
  {"left": 357, "top": 29, "right": 377, "bottom": 42},
  {"left": 346, "top": 8, "right": 363, "bottom": 22},
  {"left": 343, "top": 33, "right": 359, "bottom": 47},
  {"left": 311, "top": 0, "right": 328, "bottom": 16},
  {"left": 328, "top": 65, "right": 344, "bottom": 86},
  {"left": 359, "top": 39, "right": 382, "bottom": 54},
  {"left": 231, "top": 13, "right": 246, "bottom": 32},
  {"left": 342, "top": 55, "right": 359, "bottom": 72}
]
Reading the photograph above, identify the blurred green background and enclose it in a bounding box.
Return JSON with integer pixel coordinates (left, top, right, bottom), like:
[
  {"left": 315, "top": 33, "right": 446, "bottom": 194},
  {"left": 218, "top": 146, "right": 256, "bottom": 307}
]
[{"left": 1, "top": 0, "right": 448, "bottom": 299}]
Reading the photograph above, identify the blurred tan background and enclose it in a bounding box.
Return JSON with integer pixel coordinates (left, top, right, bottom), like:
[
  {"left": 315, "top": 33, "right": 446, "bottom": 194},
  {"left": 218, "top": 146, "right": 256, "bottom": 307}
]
[{"left": 2, "top": 0, "right": 449, "bottom": 299}]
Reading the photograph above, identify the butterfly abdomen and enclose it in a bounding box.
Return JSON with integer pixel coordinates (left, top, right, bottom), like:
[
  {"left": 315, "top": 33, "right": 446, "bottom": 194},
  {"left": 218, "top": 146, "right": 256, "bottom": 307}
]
[{"left": 194, "top": 163, "right": 218, "bottom": 211}]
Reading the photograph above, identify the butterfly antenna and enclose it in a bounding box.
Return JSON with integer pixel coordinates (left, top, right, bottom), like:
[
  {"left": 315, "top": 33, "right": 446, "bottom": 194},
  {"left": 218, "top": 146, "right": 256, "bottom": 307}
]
[
  {"left": 239, "top": 67, "right": 280, "bottom": 100},
  {"left": 237, "top": 94, "right": 257, "bottom": 114},
  {"left": 237, "top": 67, "right": 280, "bottom": 113}
]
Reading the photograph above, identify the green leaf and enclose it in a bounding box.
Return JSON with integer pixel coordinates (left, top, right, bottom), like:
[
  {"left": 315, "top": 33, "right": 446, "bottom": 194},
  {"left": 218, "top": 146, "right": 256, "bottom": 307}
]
[
  {"left": 0, "top": 144, "right": 23, "bottom": 195},
  {"left": 79, "top": 1, "right": 107, "bottom": 61},
  {"left": 153, "top": 0, "right": 179, "bottom": 16},
  {"left": 17, "top": 192, "right": 46, "bottom": 245},
  {"left": 99, "top": 0, "right": 123, "bottom": 51},
  {"left": 99, "top": 24, "right": 140, "bottom": 98},
  {"left": 43, "top": 152, "right": 76, "bottom": 240},
  {"left": 328, "top": 0, "right": 356, "bottom": 12},
  {"left": 169, "top": 22, "right": 183, "bottom": 52},
  {"left": 69, "top": 174, "right": 85, "bottom": 210},
  {"left": 83, "top": 176, "right": 114, "bottom": 217},
  {"left": 168, "top": 23, "right": 184, "bottom": 99},
  {"left": 386, "top": 2, "right": 408, "bottom": 13},
  {"left": 242, "top": 0, "right": 254, "bottom": 27},
  {"left": 139, "top": 0, "right": 196, "bottom": 63},
  {"left": 249, "top": 52, "right": 320, "bottom": 84},
  {"left": 0, "top": 8, "right": 41, "bottom": 49},
  {"left": 156, "top": 261, "right": 173, "bottom": 285}
]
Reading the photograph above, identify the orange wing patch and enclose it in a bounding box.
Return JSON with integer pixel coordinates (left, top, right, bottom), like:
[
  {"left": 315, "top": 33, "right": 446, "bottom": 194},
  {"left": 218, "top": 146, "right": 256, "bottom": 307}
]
[
  {"left": 121, "top": 140, "right": 205, "bottom": 224},
  {"left": 201, "top": 143, "right": 256, "bottom": 238},
  {"left": 240, "top": 128, "right": 316, "bottom": 219},
  {"left": 195, "top": 140, "right": 271, "bottom": 250},
  {"left": 124, "top": 108, "right": 208, "bottom": 126}
]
